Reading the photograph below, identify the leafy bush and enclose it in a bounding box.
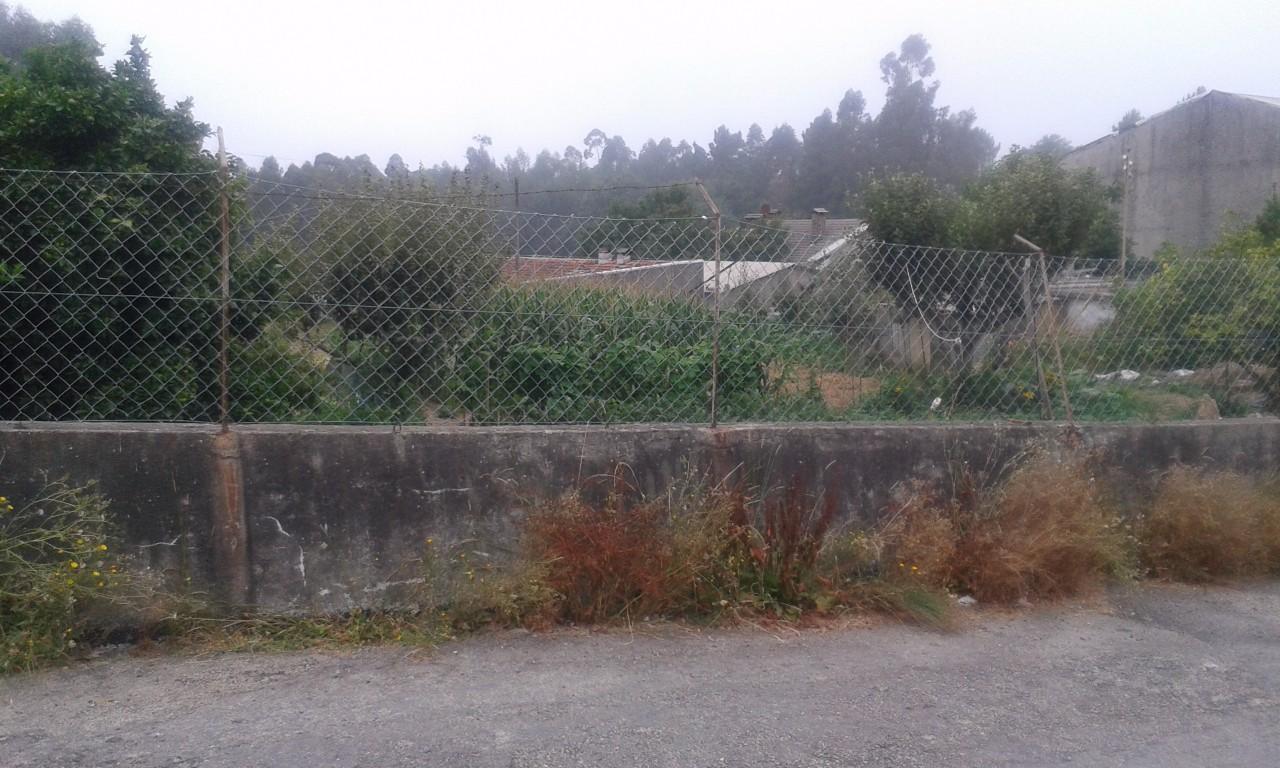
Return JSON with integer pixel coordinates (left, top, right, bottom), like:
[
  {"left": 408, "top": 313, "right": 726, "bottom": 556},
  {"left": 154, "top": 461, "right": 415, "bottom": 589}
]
[
  {"left": 0, "top": 39, "right": 223, "bottom": 421},
  {"left": 229, "top": 327, "right": 327, "bottom": 423},
  {"left": 1, "top": 482, "right": 125, "bottom": 673},
  {"left": 1104, "top": 235, "right": 1280, "bottom": 373},
  {"left": 451, "top": 285, "right": 781, "bottom": 423}
]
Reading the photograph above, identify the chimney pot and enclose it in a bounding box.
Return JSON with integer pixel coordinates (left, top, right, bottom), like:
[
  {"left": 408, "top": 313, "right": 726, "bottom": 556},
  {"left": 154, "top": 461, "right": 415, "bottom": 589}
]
[{"left": 811, "top": 208, "right": 829, "bottom": 238}]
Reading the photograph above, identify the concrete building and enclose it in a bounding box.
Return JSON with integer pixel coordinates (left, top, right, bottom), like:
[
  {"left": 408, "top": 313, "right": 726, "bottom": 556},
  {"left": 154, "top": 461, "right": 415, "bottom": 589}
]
[{"left": 1061, "top": 90, "right": 1280, "bottom": 260}]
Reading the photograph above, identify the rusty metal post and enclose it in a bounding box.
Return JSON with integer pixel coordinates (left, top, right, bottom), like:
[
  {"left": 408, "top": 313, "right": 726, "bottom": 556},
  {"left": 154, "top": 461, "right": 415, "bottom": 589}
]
[
  {"left": 216, "top": 128, "right": 232, "bottom": 431},
  {"left": 1016, "top": 234, "right": 1075, "bottom": 425},
  {"left": 695, "top": 180, "right": 722, "bottom": 427},
  {"left": 513, "top": 176, "right": 521, "bottom": 262},
  {"left": 211, "top": 430, "right": 250, "bottom": 606},
  {"left": 1021, "top": 256, "right": 1055, "bottom": 420}
]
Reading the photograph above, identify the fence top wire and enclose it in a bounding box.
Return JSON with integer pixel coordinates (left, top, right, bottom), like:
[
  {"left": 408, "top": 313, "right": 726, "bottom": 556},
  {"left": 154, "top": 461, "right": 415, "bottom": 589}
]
[{"left": 0, "top": 167, "right": 221, "bottom": 178}]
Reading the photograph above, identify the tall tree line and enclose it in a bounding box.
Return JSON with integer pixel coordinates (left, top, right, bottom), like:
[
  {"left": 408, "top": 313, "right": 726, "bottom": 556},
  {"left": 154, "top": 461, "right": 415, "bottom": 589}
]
[{"left": 257, "top": 34, "right": 1001, "bottom": 219}]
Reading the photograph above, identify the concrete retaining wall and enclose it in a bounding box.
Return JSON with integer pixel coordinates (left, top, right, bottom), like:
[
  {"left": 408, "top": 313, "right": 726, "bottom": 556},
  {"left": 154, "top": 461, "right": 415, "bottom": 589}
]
[{"left": 3, "top": 420, "right": 1279, "bottom": 612}]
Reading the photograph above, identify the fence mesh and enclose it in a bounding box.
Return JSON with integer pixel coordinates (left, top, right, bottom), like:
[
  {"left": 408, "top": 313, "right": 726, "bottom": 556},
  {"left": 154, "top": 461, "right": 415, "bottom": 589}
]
[{"left": 2, "top": 168, "right": 1277, "bottom": 425}]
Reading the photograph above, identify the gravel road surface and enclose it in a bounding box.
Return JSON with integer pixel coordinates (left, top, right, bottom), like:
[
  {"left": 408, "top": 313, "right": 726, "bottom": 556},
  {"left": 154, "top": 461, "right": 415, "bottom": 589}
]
[{"left": 3, "top": 582, "right": 1279, "bottom": 767}]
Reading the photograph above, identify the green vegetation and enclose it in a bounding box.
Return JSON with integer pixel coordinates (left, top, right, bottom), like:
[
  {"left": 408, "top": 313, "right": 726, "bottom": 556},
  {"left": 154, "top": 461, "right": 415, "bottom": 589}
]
[
  {"left": 1, "top": 482, "right": 123, "bottom": 673},
  {"left": 0, "top": 22, "right": 228, "bottom": 421},
  {"left": 0, "top": 6, "right": 1274, "bottom": 427},
  {"left": 1104, "top": 231, "right": 1280, "bottom": 371},
  {"left": 860, "top": 149, "right": 1119, "bottom": 259}
]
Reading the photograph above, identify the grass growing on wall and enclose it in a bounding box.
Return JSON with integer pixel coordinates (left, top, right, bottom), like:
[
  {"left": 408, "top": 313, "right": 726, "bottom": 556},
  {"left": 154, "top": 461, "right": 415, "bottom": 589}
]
[{"left": 5, "top": 456, "right": 1280, "bottom": 672}]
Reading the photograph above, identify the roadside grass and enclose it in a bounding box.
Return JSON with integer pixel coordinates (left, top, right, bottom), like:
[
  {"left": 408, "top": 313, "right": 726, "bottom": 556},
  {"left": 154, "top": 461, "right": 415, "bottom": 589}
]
[
  {"left": 5, "top": 457, "right": 1280, "bottom": 672},
  {"left": 0, "top": 482, "right": 126, "bottom": 674},
  {"left": 144, "top": 610, "right": 449, "bottom": 654},
  {"left": 1139, "top": 467, "right": 1280, "bottom": 581}
]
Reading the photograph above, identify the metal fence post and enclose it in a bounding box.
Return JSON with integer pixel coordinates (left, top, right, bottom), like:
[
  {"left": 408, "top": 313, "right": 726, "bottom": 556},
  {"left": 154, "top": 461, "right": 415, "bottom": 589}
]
[
  {"left": 1016, "top": 234, "right": 1075, "bottom": 425},
  {"left": 513, "top": 176, "right": 521, "bottom": 261},
  {"left": 695, "top": 180, "right": 722, "bottom": 427},
  {"left": 1021, "top": 256, "right": 1055, "bottom": 420},
  {"left": 217, "top": 127, "right": 232, "bottom": 430}
]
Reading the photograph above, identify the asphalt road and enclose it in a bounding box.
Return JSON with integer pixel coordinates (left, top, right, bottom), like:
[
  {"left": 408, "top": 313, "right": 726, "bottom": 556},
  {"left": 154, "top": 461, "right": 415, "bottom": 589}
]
[{"left": 3, "top": 582, "right": 1279, "bottom": 767}]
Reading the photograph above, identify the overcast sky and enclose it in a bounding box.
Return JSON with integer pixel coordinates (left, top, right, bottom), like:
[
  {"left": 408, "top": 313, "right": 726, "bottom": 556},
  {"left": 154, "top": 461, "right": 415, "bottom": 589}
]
[{"left": 24, "top": 0, "right": 1280, "bottom": 171}]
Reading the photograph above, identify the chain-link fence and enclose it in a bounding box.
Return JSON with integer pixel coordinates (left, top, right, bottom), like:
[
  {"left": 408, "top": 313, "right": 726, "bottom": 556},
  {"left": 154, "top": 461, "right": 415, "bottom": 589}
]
[{"left": 2, "top": 168, "right": 1277, "bottom": 425}]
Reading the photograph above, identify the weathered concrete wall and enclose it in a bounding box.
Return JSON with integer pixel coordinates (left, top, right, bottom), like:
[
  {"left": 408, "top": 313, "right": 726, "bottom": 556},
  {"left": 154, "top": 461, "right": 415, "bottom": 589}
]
[
  {"left": 0, "top": 423, "right": 224, "bottom": 598},
  {"left": 3, "top": 420, "right": 1279, "bottom": 612},
  {"left": 1061, "top": 91, "right": 1280, "bottom": 260}
]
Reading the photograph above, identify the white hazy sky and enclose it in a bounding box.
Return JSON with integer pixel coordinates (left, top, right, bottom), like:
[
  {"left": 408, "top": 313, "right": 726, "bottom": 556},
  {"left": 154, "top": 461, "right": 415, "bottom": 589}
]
[{"left": 24, "top": 0, "right": 1280, "bottom": 171}]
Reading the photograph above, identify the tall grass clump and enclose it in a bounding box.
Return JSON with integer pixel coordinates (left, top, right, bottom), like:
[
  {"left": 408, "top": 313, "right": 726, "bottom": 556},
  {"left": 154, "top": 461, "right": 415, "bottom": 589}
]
[
  {"left": 880, "top": 454, "right": 1128, "bottom": 604},
  {"left": 513, "top": 470, "right": 950, "bottom": 625},
  {"left": 0, "top": 482, "right": 126, "bottom": 673},
  {"left": 1139, "top": 468, "right": 1280, "bottom": 581},
  {"left": 521, "top": 487, "right": 673, "bottom": 623}
]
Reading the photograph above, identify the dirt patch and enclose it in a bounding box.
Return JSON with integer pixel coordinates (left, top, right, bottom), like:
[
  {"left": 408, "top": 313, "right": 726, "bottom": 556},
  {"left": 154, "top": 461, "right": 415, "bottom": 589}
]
[
  {"left": 767, "top": 364, "right": 880, "bottom": 410},
  {"left": 1130, "top": 390, "right": 1218, "bottom": 420}
]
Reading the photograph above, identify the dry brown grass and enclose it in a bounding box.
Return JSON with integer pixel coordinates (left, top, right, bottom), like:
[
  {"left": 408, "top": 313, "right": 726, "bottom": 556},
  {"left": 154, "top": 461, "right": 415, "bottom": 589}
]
[
  {"left": 951, "top": 457, "right": 1127, "bottom": 603},
  {"left": 1140, "top": 468, "right": 1280, "bottom": 582},
  {"left": 879, "top": 455, "right": 1127, "bottom": 604},
  {"left": 878, "top": 492, "right": 957, "bottom": 589},
  {"left": 523, "top": 491, "right": 673, "bottom": 623}
]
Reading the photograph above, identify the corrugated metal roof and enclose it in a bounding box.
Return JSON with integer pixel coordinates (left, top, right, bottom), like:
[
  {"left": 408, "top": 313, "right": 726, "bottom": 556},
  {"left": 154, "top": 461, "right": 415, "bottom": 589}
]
[
  {"left": 778, "top": 218, "right": 865, "bottom": 261},
  {"left": 500, "top": 256, "right": 670, "bottom": 283}
]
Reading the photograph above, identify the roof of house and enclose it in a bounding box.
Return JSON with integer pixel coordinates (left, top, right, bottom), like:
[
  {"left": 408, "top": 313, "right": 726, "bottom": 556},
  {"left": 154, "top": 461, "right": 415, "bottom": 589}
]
[
  {"left": 500, "top": 256, "right": 670, "bottom": 284},
  {"left": 702, "top": 261, "right": 795, "bottom": 293},
  {"left": 778, "top": 218, "right": 865, "bottom": 261}
]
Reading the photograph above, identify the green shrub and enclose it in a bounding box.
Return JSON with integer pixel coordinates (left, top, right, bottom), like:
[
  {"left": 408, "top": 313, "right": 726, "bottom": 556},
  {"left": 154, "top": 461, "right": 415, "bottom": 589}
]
[
  {"left": 450, "top": 285, "right": 781, "bottom": 423},
  {"left": 1, "top": 482, "right": 125, "bottom": 673},
  {"left": 230, "top": 326, "right": 327, "bottom": 423},
  {"left": 1103, "top": 235, "right": 1280, "bottom": 374}
]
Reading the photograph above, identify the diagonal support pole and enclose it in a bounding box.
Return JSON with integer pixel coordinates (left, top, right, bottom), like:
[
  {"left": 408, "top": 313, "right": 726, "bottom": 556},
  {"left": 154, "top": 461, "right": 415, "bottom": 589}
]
[{"left": 695, "top": 179, "right": 722, "bottom": 427}]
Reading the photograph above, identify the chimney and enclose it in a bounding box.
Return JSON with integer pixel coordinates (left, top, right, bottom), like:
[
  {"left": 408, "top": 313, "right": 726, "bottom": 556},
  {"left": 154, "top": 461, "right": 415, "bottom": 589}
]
[
  {"left": 811, "top": 208, "right": 829, "bottom": 238},
  {"left": 598, "top": 249, "right": 612, "bottom": 264},
  {"left": 615, "top": 249, "right": 630, "bottom": 265}
]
